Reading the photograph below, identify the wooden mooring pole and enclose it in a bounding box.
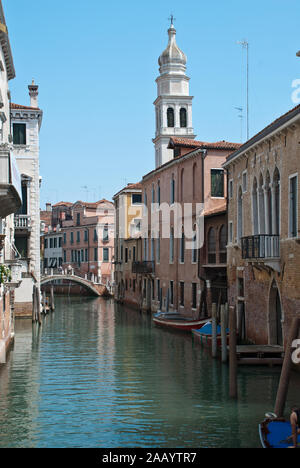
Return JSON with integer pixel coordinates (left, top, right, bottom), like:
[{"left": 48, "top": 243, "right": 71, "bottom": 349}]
[
  {"left": 229, "top": 305, "right": 238, "bottom": 399},
  {"left": 221, "top": 304, "right": 228, "bottom": 363},
  {"left": 274, "top": 317, "right": 300, "bottom": 418},
  {"left": 50, "top": 285, "right": 55, "bottom": 312},
  {"left": 212, "top": 303, "right": 218, "bottom": 358}
]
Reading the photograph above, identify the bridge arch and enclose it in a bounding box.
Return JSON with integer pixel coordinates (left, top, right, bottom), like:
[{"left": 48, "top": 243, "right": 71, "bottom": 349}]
[{"left": 41, "top": 275, "right": 107, "bottom": 297}]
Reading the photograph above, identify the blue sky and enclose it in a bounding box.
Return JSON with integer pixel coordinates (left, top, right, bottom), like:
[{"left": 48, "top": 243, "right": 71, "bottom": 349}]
[{"left": 4, "top": 0, "right": 300, "bottom": 208}]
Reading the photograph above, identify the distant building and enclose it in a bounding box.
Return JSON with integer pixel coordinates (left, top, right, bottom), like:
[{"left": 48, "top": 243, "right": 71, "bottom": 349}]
[
  {"left": 62, "top": 200, "right": 115, "bottom": 285},
  {"left": 113, "top": 183, "right": 143, "bottom": 305},
  {"left": 43, "top": 229, "right": 63, "bottom": 270},
  {"left": 11, "top": 82, "right": 43, "bottom": 317}
]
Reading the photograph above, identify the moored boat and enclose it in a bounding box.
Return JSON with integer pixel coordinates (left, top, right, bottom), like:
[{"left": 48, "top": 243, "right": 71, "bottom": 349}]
[
  {"left": 192, "top": 322, "right": 229, "bottom": 348},
  {"left": 153, "top": 313, "right": 208, "bottom": 332},
  {"left": 259, "top": 415, "right": 299, "bottom": 448}
]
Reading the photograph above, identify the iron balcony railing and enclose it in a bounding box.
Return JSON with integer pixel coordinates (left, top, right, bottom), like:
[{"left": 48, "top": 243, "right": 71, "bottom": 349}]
[
  {"left": 14, "top": 215, "right": 31, "bottom": 229},
  {"left": 132, "top": 261, "right": 155, "bottom": 274},
  {"left": 242, "top": 235, "right": 280, "bottom": 260}
]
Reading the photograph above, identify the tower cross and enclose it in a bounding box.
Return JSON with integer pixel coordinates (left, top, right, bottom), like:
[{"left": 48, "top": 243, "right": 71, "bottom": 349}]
[{"left": 168, "top": 14, "right": 176, "bottom": 27}]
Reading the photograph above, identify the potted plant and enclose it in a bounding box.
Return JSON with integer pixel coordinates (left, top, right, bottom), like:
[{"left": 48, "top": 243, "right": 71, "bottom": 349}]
[{"left": 0, "top": 264, "right": 12, "bottom": 284}]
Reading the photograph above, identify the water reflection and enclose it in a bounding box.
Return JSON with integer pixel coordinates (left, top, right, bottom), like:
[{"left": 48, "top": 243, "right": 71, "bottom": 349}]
[{"left": 0, "top": 296, "right": 299, "bottom": 448}]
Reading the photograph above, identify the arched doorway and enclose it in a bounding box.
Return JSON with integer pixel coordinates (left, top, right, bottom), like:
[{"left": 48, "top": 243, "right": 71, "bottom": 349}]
[{"left": 269, "top": 281, "right": 283, "bottom": 346}]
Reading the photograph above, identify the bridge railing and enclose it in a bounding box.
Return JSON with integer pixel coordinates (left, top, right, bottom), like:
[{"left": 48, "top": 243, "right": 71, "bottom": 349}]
[{"left": 42, "top": 268, "right": 106, "bottom": 286}]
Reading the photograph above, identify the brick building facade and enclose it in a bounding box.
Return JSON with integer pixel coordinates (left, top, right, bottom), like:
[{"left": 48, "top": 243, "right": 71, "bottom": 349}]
[{"left": 224, "top": 103, "right": 300, "bottom": 346}]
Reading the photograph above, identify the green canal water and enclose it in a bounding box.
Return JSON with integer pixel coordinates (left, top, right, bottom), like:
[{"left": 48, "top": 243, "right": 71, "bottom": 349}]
[{"left": 0, "top": 296, "right": 300, "bottom": 448}]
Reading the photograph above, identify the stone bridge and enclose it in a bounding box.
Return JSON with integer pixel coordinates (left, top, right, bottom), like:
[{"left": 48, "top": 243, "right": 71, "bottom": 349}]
[{"left": 41, "top": 273, "right": 109, "bottom": 297}]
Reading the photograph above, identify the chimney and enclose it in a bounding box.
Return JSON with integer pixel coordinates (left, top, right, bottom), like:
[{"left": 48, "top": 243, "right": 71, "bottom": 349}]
[
  {"left": 46, "top": 203, "right": 52, "bottom": 212},
  {"left": 28, "top": 80, "right": 39, "bottom": 108}
]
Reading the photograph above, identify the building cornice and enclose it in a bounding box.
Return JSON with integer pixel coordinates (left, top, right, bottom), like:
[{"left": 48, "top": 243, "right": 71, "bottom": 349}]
[{"left": 223, "top": 105, "right": 300, "bottom": 168}]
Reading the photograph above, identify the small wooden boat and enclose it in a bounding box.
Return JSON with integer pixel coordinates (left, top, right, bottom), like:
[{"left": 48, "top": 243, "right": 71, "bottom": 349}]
[
  {"left": 153, "top": 313, "right": 208, "bottom": 332},
  {"left": 259, "top": 415, "right": 299, "bottom": 448},
  {"left": 192, "top": 322, "right": 229, "bottom": 348}
]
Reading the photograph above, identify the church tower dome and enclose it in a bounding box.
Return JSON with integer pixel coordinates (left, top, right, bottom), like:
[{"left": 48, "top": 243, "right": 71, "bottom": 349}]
[
  {"left": 158, "top": 23, "right": 187, "bottom": 75},
  {"left": 153, "top": 19, "right": 196, "bottom": 168}
]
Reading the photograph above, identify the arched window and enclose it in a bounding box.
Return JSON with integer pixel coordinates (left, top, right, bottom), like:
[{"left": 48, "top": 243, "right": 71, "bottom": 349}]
[
  {"left": 167, "top": 108, "right": 175, "bottom": 128},
  {"left": 258, "top": 173, "right": 265, "bottom": 234},
  {"left": 180, "top": 108, "right": 187, "bottom": 128},
  {"left": 237, "top": 187, "right": 243, "bottom": 241},
  {"left": 170, "top": 174, "right": 175, "bottom": 204},
  {"left": 273, "top": 168, "right": 280, "bottom": 235},
  {"left": 208, "top": 228, "right": 216, "bottom": 264},
  {"left": 180, "top": 229, "right": 185, "bottom": 263},
  {"left": 252, "top": 177, "right": 258, "bottom": 235},
  {"left": 181, "top": 168, "right": 184, "bottom": 201},
  {"left": 103, "top": 224, "right": 109, "bottom": 242},
  {"left": 219, "top": 225, "right": 227, "bottom": 264},
  {"left": 265, "top": 171, "right": 272, "bottom": 235}
]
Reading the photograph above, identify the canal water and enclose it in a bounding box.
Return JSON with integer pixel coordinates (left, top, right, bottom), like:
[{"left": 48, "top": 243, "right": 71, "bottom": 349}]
[{"left": 0, "top": 296, "right": 300, "bottom": 448}]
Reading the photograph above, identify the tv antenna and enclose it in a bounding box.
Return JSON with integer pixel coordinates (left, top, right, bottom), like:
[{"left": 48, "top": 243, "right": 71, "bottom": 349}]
[{"left": 237, "top": 40, "right": 249, "bottom": 140}]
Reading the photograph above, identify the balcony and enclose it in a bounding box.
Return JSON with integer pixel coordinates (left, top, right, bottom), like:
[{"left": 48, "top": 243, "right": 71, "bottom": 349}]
[
  {"left": 0, "top": 150, "right": 22, "bottom": 218},
  {"left": 14, "top": 215, "right": 31, "bottom": 230},
  {"left": 132, "top": 261, "right": 155, "bottom": 275},
  {"left": 242, "top": 235, "right": 280, "bottom": 260}
]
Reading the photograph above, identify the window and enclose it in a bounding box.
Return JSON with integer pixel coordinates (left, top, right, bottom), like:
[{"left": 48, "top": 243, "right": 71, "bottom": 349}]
[
  {"left": 157, "top": 279, "right": 160, "bottom": 301},
  {"left": 103, "top": 224, "right": 109, "bottom": 242},
  {"left": 13, "top": 123, "right": 26, "bottom": 145},
  {"left": 94, "top": 229, "right": 98, "bottom": 241},
  {"left": 180, "top": 108, "right": 187, "bottom": 128},
  {"left": 211, "top": 169, "right": 224, "bottom": 197},
  {"left": 208, "top": 228, "right": 216, "bottom": 264},
  {"left": 170, "top": 175, "right": 175, "bottom": 204},
  {"left": 151, "top": 238, "right": 155, "bottom": 262},
  {"left": 152, "top": 184, "right": 155, "bottom": 203},
  {"left": 180, "top": 169, "right": 184, "bottom": 201},
  {"left": 289, "top": 175, "right": 298, "bottom": 238},
  {"left": 132, "top": 194, "right": 142, "bottom": 204},
  {"left": 125, "top": 248, "right": 128, "bottom": 263},
  {"left": 192, "top": 283, "right": 197, "bottom": 309},
  {"left": 70, "top": 232, "right": 74, "bottom": 244},
  {"left": 84, "top": 230, "right": 88, "bottom": 242},
  {"left": 170, "top": 281, "right": 174, "bottom": 305},
  {"left": 180, "top": 230, "right": 185, "bottom": 263},
  {"left": 77, "top": 231, "right": 80, "bottom": 243},
  {"left": 133, "top": 246, "right": 136, "bottom": 262},
  {"left": 85, "top": 248, "right": 88, "bottom": 262},
  {"left": 76, "top": 213, "right": 80, "bottom": 226},
  {"left": 50, "top": 238, "right": 53, "bottom": 248},
  {"left": 94, "top": 248, "right": 98, "bottom": 261},
  {"left": 157, "top": 182, "right": 161, "bottom": 206},
  {"left": 242, "top": 171, "right": 247, "bottom": 193},
  {"left": 192, "top": 233, "right": 197, "bottom": 263},
  {"left": 180, "top": 282, "right": 184, "bottom": 306},
  {"left": 63, "top": 233, "right": 67, "bottom": 245},
  {"left": 192, "top": 164, "right": 197, "bottom": 199},
  {"left": 103, "top": 248, "right": 109, "bottom": 262},
  {"left": 44, "top": 238, "right": 48, "bottom": 249},
  {"left": 63, "top": 250, "right": 66, "bottom": 263},
  {"left": 167, "top": 108, "right": 174, "bottom": 128},
  {"left": 170, "top": 227, "right": 174, "bottom": 263},
  {"left": 237, "top": 187, "right": 243, "bottom": 241},
  {"left": 229, "top": 179, "right": 233, "bottom": 199},
  {"left": 219, "top": 225, "right": 227, "bottom": 264},
  {"left": 53, "top": 238, "right": 57, "bottom": 248}
]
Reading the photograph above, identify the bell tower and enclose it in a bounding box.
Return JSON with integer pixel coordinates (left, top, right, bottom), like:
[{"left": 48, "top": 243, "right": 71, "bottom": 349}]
[{"left": 153, "top": 19, "right": 196, "bottom": 168}]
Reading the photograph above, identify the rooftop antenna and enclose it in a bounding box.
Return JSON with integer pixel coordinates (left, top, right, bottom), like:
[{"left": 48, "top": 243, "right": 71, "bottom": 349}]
[
  {"left": 234, "top": 106, "right": 244, "bottom": 143},
  {"left": 237, "top": 40, "right": 249, "bottom": 141}
]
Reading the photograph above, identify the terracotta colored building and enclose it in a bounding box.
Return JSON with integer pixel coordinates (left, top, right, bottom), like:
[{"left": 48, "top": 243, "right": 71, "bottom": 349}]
[
  {"left": 62, "top": 200, "right": 115, "bottom": 286},
  {"left": 223, "top": 103, "right": 300, "bottom": 346}
]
